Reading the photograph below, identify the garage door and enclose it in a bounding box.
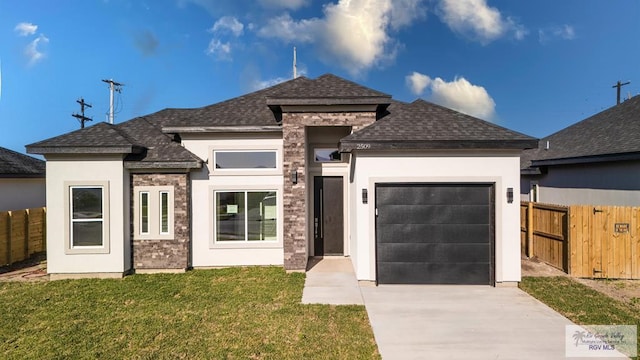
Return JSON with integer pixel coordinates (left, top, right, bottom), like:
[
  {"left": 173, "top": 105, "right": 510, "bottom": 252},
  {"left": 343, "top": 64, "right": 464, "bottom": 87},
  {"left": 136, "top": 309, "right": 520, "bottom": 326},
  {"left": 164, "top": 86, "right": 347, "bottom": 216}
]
[{"left": 376, "top": 183, "right": 493, "bottom": 285}]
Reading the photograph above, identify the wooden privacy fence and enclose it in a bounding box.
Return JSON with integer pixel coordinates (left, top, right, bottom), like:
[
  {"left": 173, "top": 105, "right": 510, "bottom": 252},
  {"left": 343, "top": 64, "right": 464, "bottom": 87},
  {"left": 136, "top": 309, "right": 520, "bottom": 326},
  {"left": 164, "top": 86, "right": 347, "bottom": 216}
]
[
  {"left": 521, "top": 202, "right": 640, "bottom": 279},
  {"left": 0, "top": 207, "right": 46, "bottom": 267}
]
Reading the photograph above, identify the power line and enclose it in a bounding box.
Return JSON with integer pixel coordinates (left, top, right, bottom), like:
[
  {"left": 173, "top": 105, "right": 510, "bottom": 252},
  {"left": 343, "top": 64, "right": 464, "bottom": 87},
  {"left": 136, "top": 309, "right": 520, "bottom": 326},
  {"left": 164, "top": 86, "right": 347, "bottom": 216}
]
[{"left": 72, "top": 97, "right": 92, "bottom": 129}]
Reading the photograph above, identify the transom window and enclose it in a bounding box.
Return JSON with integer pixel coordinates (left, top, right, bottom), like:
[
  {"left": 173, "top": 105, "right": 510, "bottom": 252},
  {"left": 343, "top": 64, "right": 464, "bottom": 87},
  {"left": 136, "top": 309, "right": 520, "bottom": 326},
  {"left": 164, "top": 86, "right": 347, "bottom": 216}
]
[
  {"left": 214, "top": 190, "right": 277, "bottom": 242},
  {"left": 214, "top": 150, "right": 277, "bottom": 170},
  {"left": 70, "top": 186, "right": 104, "bottom": 248},
  {"left": 314, "top": 148, "right": 342, "bottom": 162}
]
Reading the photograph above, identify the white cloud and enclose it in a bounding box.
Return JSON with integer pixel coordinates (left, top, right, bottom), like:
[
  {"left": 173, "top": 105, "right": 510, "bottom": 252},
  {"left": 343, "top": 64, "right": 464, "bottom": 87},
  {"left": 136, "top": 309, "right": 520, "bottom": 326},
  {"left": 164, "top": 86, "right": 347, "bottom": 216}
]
[
  {"left": 25, "top": 34, "right": 49, "bottom": 66},
  {"left": 437, "top": 0, "right": 525, "bottom": 44},
  {"left": 539, "top": 24, "right": 575, "bottom": 44},
  {"left": 211, "top": 16, "right": 244, "bottom": 37},
  {"left": 406, "top": 72, "right": 496, "bottom": 120},
  {"left": 251, "top": 76, "right": 290, "bottom": 91},
  {"left": 406, "top": 71, "right": 431, "bottom": 95},
  {"left": 14, "top": 22, "right": 38, "bottom": 36},
  {"left": 258, "top": 0, "right": 309, "bottom": 10},
  {"left": 206, "top": 39, "right": 231, "bottom": 60},
  {"left": 258, "top": 0, "right": 426, "bottom": 75},
  {"left": 258, "top": 13, "right": 320, "bottom": 43}
]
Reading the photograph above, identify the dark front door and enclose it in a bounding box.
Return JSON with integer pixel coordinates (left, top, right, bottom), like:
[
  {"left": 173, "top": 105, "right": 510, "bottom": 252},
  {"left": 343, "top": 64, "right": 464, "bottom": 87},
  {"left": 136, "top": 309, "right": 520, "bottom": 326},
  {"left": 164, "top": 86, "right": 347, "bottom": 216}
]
[
  {"left": 375, "top": 183, "right": 494, "bottom": 285},
  {"left": 314, "top": 176, "right": 344, "bottom": 256}
]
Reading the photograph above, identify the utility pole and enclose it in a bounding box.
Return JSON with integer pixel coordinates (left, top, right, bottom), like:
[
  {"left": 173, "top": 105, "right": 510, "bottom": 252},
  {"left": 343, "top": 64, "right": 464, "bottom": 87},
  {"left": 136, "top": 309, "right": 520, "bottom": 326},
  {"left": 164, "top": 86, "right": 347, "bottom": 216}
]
[
  {"left": 612, "top": 80, "right": 630, "bottom": 105},
  {"left": 293, "top": 46, "right": 297, "bottom": 79},
  {"left": 72, "top": 97, "right": 92, "bottom": 129},
  {"left": 101, "top": 79, "right": 123, "bottom": 124}
]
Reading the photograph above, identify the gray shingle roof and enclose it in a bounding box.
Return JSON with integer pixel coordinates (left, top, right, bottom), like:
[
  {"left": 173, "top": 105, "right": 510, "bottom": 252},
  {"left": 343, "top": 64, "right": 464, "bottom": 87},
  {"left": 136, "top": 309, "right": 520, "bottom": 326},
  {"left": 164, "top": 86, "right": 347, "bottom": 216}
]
[
  {"left": 27, "top": 122, "right": 144, "bottom": 155},
  {"left": 340, "top": 100, "right": 538, "bottom": 151},
  {"left": 522, "top": 95, "right": 640, "bottom": 169},
  {"left": 0, "top": 147, "right": 45, "bottom": 178},
  {"left": 266, "top": 74, "right": 391, "bottom": 106}
]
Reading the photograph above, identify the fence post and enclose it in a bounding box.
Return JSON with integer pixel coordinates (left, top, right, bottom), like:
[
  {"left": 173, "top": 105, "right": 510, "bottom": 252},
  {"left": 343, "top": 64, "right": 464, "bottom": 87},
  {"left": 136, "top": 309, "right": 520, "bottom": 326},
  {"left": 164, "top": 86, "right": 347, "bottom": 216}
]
[
  {"left": 527, "top": 202, "right": 534, "bottom": 258},
  {"left": 6, "top": 211, "right": 12, "bottom": 265},
  {"left": 43, "top": 207, "right": 47, "bottom": 252},
  {"left": 24, "top": 209, "right": 30, "bottom": 259}
]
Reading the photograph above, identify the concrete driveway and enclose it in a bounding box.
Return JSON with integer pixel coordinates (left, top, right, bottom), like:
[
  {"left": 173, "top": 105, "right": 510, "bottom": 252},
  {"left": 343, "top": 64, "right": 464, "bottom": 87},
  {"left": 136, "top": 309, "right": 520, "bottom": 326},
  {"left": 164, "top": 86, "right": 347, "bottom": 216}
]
[
  {"left": 302, "top": 258, "right": 588, "bottom": 360},
  {"left": 361, "top": 285, "right": 576, "bottom": 360}
]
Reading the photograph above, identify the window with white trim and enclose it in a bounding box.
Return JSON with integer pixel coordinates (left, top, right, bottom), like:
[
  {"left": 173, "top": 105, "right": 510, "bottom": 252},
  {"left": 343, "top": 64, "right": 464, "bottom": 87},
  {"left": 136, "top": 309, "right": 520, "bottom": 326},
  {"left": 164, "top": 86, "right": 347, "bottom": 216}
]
[
  {"left": 64, "top": 181, "right": 110, "bottom": 254},
  {"left": 214, "top": 190, "right": 277, "bottom": 242},
  {"left": 134, "top": 186, "right": 174, "bottom": 240},
  {"left": 70, "top": 186, "right": 105, "bottom": 247},
  {"left": 213, "top": 150, "right": 277, "bottom": 170}
]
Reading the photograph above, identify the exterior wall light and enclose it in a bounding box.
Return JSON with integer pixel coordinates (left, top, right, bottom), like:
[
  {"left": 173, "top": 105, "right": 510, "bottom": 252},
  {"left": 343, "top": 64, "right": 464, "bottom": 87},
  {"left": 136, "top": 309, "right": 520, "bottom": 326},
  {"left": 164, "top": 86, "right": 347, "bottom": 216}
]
[
  {"left": 291, "top": 168, "right": 298, "bottom": 184},
  {"left": 507, "top": 187, "right": 514, "bottom": 203},
  {"left": 362, "top": 188, "right": 368, "bottom": 204}
]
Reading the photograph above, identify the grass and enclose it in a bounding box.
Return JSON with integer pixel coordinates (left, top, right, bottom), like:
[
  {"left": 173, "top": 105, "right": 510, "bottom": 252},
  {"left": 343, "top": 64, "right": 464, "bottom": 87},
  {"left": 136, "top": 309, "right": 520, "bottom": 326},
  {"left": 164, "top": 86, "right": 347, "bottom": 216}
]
[
  {"left": 0, "top": 267, "right": 379, "bottom": 360},
  {"left": 520, "top": 276, "right": 639, "bottom": 358}
]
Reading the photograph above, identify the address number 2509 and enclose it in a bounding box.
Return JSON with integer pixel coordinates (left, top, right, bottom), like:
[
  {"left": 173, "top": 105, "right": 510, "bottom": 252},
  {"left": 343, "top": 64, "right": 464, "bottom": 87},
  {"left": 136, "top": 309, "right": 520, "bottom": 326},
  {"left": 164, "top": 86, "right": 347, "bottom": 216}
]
[{"left": 356, "top": 143, "right": 371, "bottom": 150}]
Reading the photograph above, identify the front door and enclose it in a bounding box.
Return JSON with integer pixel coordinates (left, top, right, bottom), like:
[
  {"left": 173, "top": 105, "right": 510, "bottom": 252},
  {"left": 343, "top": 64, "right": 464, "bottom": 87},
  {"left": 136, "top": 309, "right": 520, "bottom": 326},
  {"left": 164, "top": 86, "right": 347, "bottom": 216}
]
[{"left": 313, "top": 176, "right": 344, "bottom": 256}]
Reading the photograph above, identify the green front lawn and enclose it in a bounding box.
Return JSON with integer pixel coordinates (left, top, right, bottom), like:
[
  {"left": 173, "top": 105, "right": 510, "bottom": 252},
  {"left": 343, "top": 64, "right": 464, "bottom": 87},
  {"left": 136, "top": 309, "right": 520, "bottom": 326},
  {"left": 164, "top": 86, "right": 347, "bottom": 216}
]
[
  {"left": 0, "top": 267, "right": 379, "bottom": 360},
  {"left": 520, "top": 276, "right": 639, "bottom": 359}
]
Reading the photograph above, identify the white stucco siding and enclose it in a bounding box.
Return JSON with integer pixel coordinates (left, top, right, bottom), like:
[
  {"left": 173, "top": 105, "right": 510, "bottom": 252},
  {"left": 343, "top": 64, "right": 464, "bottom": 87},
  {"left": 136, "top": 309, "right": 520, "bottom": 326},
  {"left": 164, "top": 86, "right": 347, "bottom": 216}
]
[
  {"left": 182, "top": 135, "right": 285, "bottom": 267},
  {"left": 350, "top": 151, "right": 522, "bottom": 283},
  {"left": 45, "top": 156, "right": 129, "bottom": 274},
  {"left": 0, "top": 178, "right": 46, "bottom": 211}
]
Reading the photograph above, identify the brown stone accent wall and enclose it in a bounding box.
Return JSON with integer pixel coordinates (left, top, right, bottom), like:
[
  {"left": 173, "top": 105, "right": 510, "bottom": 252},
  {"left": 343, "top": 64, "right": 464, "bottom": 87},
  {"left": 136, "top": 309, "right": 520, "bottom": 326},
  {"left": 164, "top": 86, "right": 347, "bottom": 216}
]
[
  {"left": 282, "top": 112, "right": 376, "bottom": 270},
  {"left": 131, "top": 173, "right": 190, "bottom": 270}
]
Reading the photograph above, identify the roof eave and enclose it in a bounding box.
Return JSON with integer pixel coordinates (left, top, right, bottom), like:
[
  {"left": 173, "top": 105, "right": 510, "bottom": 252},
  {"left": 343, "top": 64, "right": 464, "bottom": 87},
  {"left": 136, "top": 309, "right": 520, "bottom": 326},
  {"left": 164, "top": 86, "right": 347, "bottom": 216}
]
[
  {"left": 531, "top": 151, "right": 640, "bottom": 167},
  {"left": 123, "top": 160, "right": 203, "bottom": 170},
  {"left": 339, "top": 139, "right": 539, "bottom": 152},
  {"left": 266, "top": 96, "right": 391, "bottom": 106},
  {"left": 26, "top": 145, "right": 144, "bottom": 155},
  {"left": 162, "top": 126, "right": 282, "bottom": 134}
]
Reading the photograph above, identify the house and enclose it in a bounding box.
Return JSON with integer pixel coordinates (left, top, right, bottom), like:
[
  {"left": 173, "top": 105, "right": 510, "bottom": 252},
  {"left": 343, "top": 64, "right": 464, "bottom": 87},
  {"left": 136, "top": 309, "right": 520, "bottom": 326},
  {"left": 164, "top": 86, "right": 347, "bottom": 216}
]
[
  {"left": 0, "top": 146, "right": 45, "bottom": 211},
  {"left": 521, "top": 95, "right": 640, "bottom": 206},
  {"left": 27, "top": 74, "right": 537, "bottom": 285}
]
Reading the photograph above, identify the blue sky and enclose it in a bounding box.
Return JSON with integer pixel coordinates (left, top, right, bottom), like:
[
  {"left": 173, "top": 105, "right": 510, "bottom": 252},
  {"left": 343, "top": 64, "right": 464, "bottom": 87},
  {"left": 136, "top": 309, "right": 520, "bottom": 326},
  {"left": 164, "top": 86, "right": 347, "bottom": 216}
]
[{"left": 1, "top": 0, "right": 639, "bottom": 154}]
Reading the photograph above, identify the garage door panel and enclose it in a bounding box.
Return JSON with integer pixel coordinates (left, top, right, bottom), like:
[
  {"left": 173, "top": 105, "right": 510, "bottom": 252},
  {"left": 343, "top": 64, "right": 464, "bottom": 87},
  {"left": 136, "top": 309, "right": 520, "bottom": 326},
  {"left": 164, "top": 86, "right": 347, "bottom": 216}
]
[
  {"left": 377, "top": 243, "right": 490, "bottom": 263},
  {"left": 377, "top": 185, "right": 490, "bottom": 206},
  {"left": 377, "top": 205, "right": 490, "bottom": 225},
  {"left": 377, "top": 262, "right": 490, "bottom": 285},
  {"left": 377, "top": 224, "right": 490, "bottom": 244},
  {"left": 375, "top": 183, "right": 493, "bottom": 285}
]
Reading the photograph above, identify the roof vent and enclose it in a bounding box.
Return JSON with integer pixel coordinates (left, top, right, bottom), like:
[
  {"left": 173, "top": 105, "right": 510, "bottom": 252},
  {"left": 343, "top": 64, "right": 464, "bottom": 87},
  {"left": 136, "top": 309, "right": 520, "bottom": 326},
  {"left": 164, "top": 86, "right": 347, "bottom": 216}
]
[{"left": 545, "top": 141, "right": 550, "bottom": 150}]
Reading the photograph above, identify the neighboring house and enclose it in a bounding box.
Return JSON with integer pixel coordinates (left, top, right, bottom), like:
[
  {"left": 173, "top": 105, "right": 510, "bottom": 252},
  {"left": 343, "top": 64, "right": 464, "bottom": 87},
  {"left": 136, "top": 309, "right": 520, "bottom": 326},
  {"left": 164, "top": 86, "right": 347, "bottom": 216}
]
[
  {"left": 0, "top": 146, "right": 46, "bottom": 211},
  {"left": 521, "top": 95, "right": 640, "bottom": 206},
  {"left": 27, "top": 74, "right": 537, "bottom": 285}
]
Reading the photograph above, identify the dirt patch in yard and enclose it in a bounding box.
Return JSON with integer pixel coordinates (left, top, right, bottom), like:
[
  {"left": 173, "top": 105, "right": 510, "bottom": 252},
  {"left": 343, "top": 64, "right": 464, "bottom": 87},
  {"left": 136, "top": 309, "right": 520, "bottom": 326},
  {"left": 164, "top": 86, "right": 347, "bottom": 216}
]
[
  {"left": 0, "top": 255, "right": 48, "bottom": 282},
  {"left": 522, "top": 256, "right": 640, "bottom": 309}
]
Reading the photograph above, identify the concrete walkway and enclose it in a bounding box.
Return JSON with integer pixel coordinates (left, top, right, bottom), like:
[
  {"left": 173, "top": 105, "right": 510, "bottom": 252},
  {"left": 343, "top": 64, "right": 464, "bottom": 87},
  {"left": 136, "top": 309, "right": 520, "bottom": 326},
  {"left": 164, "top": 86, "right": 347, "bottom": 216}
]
[
  {"left": 300, "top": 257, "right": 609, "bottom": 360},
  {"left": 301, "top": 257, "right": 363, "bottom": 305}
]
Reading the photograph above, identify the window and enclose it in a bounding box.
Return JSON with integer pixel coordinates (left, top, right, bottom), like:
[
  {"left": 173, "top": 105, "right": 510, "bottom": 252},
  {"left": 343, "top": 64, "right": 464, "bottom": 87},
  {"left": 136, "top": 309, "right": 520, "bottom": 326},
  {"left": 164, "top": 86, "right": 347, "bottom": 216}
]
[
  {"left": 160, "top": 191, "right": 169, "bottom": 234},
  {"left": 314, "top": 148, "right": 342, "bottom": 163},
  {"left": 140, "top": 192, "right": 150, "bottom": 234},
  {"left": 214, "top": 190, "right": 277, "bottom": 242},
  {"left": 214, "top": 150, "right": 277, "bottom": 169},
  {"left": 64, "top": 181, "right": 110, "bottom": 254},
  {"left": 71, "top": 187, "right": 104, "bottom": 247},
  {"left": 134, "top": 186, "right": 174, "bottom": 240}
]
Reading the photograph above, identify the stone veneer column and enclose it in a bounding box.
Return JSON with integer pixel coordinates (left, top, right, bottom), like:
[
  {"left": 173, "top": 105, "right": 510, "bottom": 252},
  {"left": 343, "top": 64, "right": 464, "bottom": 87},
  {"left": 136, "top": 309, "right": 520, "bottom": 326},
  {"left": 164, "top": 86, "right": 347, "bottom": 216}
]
[
  {"left": 282, "top": 112, "right": 376, "bottom": 270},
  {"left": 131, "top": 173, "right": 190, "bottom": 270}
]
